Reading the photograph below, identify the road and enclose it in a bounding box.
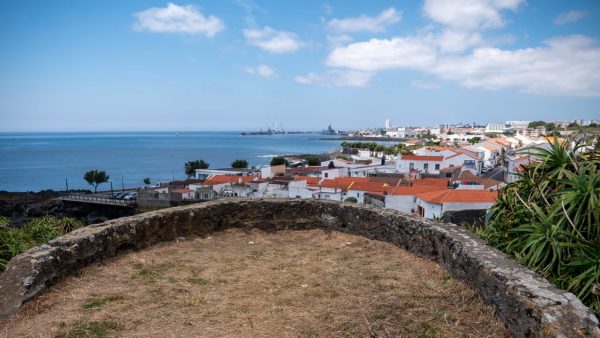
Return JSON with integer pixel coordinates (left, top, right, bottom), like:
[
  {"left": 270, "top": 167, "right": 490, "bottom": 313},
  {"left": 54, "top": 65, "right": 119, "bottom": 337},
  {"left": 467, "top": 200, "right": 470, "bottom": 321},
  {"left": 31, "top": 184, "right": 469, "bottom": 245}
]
[{"left": 482, "top": 167, "right": 505, "bottom": 181}]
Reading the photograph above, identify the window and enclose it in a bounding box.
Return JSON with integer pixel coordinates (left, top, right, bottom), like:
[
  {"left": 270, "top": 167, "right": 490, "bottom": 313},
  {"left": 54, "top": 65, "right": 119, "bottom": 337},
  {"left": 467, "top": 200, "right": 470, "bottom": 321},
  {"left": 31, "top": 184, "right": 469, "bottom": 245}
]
[
  {"left": 424, "top": 163, "right": 429, "bottom": 170},
  {"left": 435, "top": 164, "right": 440, "bottom": 170},
  {"left": 324, "top": 173, "right": 329, "bottom": 178},
  {"left": 409, "top": 163, "right": 414, "bottom": 170}
]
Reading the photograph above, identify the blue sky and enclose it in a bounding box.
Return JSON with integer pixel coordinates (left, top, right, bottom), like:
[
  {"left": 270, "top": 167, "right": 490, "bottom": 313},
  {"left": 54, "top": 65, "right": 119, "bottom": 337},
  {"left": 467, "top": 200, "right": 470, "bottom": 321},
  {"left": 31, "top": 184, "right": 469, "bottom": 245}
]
[{"left": 1, "top": 0, "right": 599, "bottom": 131}]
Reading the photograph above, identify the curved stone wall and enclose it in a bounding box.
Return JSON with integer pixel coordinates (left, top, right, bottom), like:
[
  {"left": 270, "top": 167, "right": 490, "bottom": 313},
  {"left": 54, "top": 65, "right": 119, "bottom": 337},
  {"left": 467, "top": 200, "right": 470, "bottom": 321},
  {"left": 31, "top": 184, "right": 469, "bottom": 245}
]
[{"left": 1, "top": 199, "right": 598, "bottom": 337}]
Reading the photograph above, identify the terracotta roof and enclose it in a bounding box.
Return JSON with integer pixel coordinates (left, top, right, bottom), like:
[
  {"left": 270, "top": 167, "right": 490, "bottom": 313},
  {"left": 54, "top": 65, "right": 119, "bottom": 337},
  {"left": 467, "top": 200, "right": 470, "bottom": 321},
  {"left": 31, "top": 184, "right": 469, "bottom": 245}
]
[
  {"left": 316, "top": 177, "right": 370, "bottom": 191},
  {"left": 458, "top": 171, "right": 478, "bottom": 179},
  {"left": 203, "top": 175, "right": 256, "bottom": 186},
  {"left": 401, "top": 155, "right": 444, "bottom": 162},
  {"left": 293, "top": 176, "right": 321, "bottom": 185},
  {"left": 412, "top": 178, "right": 449, "bottom": 187},
  {"left": 490, "top": 138, "right": 510, "bottom": 146},
  {"left": 417, "top": 190, "right": 498, "bottom": 204},
  {"left": 174, "top": 188, "right": 194, "bottom": 193},
  {"left": 347, "top": 181, "right": 390, "bottom": 193},
  {"left": 390, "top": 185, "right": 446, "bottom": 196},
  {"left": 368, "top": 176, "right": 401, "bottom": 186}
]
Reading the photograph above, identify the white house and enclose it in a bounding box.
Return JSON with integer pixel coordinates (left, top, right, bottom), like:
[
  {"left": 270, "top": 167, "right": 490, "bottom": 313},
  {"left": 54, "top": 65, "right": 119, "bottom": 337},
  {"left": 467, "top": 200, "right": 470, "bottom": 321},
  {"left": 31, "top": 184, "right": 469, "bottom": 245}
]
[
  {"left": 172, "top": 188, "right": 195, "bottom": 200},
  {"left": 485, "top": 123, "right": 505, "bottom": 133},
  {"left": 350, "top": 164, "right": 397, "bottom": 177},
  {"left": 384, "top": 185, "right": 447, "bottom": 214},
  {"left": 396, "top": 155, "right": 444, "bottom": 174},
  {"left": 415, "top": 190, "right": 497, "bottom": 219},
  {"left": 259, "top": 164, "right": 286, "bottom": 179}
]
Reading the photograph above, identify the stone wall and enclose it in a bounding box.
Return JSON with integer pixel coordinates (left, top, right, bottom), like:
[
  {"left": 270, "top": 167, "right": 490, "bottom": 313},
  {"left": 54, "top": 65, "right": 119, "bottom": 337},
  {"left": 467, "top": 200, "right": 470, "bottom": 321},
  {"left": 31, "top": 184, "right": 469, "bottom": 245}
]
[{"left": 1, "top": 199, "right": 598, "bottom": 337}]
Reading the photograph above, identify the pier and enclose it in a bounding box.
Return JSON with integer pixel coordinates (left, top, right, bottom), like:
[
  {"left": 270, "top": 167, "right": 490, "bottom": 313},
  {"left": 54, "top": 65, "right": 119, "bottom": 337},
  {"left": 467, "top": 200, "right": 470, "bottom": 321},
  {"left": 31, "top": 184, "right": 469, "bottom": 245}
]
[{"left": 60, "top": 194, "right": 136, "bottom": 207}]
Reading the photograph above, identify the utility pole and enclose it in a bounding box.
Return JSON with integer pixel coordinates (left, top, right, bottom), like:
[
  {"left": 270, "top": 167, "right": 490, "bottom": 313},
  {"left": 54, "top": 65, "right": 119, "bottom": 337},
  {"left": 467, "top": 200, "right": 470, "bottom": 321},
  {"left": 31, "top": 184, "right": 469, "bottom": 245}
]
[
  {"left": 121, "top": 176, "right": 124, "bottom": 192},
  {"left": 110, "top": 181, "right": 114, "bottom": 196},
  {"left": 65, "top": 178, "right": 69, "bottom": 192}
]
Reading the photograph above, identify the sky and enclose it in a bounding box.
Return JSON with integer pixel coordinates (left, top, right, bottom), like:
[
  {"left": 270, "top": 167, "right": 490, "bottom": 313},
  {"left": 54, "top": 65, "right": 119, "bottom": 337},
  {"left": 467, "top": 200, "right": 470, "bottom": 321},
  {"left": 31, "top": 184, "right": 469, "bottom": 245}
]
[{"left": 1, "top": 0, "right": 599, "bottom": 131}]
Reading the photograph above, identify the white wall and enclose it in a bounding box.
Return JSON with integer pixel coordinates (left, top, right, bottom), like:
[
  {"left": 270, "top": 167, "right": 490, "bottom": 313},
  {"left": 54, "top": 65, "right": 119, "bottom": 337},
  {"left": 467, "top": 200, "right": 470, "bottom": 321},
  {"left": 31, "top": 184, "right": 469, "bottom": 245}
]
[
  {"left": 384, "top": 195, "right": 416, "bottom": 214},
  {"left": 417, "top": 200, "right": 443, "bottom": 219},
  {"left": 346, "top": 190, "right": 366, "bottom": 204},
  {"left": 396, "top": 159, "right": 442, "bottom": 174},
  {"left": 288, "top": 180, "right": 313, "bottom": 199},
  {"left": 443, "top": 202, "right": 494, "bottom": 212}
]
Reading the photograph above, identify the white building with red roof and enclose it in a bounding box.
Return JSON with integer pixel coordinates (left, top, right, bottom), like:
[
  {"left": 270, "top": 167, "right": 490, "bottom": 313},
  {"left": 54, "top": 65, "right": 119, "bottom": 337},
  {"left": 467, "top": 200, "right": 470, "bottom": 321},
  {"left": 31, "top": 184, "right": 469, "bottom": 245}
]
[{"left": 415, "top": 190, "right": 498, "bottom": 219}]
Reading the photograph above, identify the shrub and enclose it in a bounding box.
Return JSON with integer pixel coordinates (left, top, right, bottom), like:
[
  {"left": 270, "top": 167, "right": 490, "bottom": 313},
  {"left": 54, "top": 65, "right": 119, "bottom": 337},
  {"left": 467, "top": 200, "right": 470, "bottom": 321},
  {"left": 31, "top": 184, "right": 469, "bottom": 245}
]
[
  {"left": 0, "top": 215, "right": 83, "bottom": 272},
  {"left": 476, "top": 135, "right": 600, "bottom": 316},
  {"left": 270, "top": 156, "right": 287, "bottom": 166},
  {"left": 231, "top": 159, "right": 249, "bottom": 169}
]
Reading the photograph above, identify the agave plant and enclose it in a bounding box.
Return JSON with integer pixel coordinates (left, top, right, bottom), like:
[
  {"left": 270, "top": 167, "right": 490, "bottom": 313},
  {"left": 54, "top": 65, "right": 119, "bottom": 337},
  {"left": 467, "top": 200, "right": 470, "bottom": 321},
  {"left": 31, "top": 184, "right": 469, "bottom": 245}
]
[
  {"left": 480, "top": 134, "right": 600, "bottom": 316},
  {"left": 23, "top": 216, "right": 63, "bottom": 243},
  {"left": 57, "top": 217, "right": 83, "bottom": 233}
]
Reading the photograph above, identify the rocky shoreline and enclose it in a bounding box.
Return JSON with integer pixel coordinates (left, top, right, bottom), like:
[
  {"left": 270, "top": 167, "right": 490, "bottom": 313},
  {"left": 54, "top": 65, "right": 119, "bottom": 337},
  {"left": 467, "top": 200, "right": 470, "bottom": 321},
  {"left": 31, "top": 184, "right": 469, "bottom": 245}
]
[{"left": 0, "top": 190, "right": 135, "bottom": 227}]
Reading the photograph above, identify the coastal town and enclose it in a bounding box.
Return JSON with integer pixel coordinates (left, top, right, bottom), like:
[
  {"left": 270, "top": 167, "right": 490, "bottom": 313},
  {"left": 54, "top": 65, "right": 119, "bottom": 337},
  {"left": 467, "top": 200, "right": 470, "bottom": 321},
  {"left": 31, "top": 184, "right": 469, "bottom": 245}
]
[{"left": 129, "top": 118, "right": 599, "bottom": 224}]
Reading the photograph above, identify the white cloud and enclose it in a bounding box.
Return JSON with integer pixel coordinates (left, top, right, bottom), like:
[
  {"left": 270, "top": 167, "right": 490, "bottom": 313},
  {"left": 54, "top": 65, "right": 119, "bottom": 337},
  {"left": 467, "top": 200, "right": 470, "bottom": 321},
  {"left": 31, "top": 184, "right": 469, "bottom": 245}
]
[
  {"left": 437, "top": 29, "right": 483, "bottom": 52},
  {"left": 327, "top": 34, "right": 354, "bottom": 48},
  {"left": 326, "top": 36, "right": 437, "bottom": 72},
  {"left": 294, "top": 70, "right": 374, "bottom": 87},
  {"left": 423, "top": 0, "right": 523, "bottom": 31},
  {"left": 554, "top": 10, "right": 587, "bottom": 25},
  {"left": 328, "top": 7, "right": 401, "bottom": 33},
  {"left": 325, "top": 34, "right": 600, "bottom": 96},
  {"left": 431, "top": 35, "right": 600, "bottom": 96},
  {"left": 133, "top": 3, "right": 224, "bottom": 37},
  {"left": 410, "top": 80, "right": 441, "bottom": 90},
  {"left": 244, "top": 64, "right": 276, "bottom": 78},
  {"left": 243, "top": 26, "right": 303, "bottom": 53}
]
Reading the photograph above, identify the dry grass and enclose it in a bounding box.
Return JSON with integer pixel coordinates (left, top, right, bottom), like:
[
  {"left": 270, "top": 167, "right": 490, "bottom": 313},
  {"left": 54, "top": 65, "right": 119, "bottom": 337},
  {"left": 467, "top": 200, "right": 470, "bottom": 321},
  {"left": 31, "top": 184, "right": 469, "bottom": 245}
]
[{"left": 0, "top": 229, "right": 510, "bottom": 338}]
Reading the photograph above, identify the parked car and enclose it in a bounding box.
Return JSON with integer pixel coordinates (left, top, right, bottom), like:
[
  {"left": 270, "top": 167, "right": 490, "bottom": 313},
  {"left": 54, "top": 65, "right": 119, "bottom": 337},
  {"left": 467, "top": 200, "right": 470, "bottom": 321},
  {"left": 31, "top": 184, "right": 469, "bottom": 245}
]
[
  {"left": 123, "top": 192, "right": 137, "bottom": 200},
  {"left": 481, "top": 166, "right": 493, "bottom": 173},
  {"left": 113, "top": 192, "right": 127, "bottom": 199}
]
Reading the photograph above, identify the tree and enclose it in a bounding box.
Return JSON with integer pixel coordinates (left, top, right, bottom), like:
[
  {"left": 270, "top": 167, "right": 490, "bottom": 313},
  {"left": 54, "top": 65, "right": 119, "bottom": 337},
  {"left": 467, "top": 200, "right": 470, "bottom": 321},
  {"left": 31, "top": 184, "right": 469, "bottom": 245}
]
[
  {"left": 468, "top": 137, "right": 482, "bottom": 145},
  {"left": 328, "top": 161, "right": 335, "bottom": 169},
  {"left": 231, "top": 159, "right": 249, "bottom": 169},
  {"left": 305, "top": 155, "right": 321, "bottom": 166},
  {"left": 185, "top": 160, "right": 209, "bottom": 178},
  {"left": 143, "top": 177, "right": 151, "bottom": 186},
  {"left": 83, "top": 170, "right": 109, "bottom": 194},
  {"left": 528, "top": 120, "right": 546, "bottom": 128},
  {"left": 270, "top": 156, "right": 287, "bottom": 166}
]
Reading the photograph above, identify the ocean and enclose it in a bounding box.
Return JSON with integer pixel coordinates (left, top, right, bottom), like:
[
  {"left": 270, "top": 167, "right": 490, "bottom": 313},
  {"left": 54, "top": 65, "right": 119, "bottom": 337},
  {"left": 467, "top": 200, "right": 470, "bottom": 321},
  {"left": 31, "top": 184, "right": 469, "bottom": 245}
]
[{"left": 0, "top": 132, "right": 343, "bottom": 192}]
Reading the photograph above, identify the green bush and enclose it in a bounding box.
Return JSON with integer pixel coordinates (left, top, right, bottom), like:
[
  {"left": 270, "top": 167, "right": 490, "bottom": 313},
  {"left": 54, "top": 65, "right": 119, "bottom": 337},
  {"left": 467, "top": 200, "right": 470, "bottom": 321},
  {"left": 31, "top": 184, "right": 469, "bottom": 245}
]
[
  {"left": 0, "top": 216, "right": 83, "bottom": 273},
  {"left": 476, "top": 135, "right": 600, "bottom": 316}
]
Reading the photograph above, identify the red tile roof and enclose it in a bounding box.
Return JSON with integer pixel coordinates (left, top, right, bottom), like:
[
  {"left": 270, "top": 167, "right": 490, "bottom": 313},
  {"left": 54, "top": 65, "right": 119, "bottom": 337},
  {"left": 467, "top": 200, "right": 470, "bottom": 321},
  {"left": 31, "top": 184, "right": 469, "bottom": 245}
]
[
  {"left": 347, "top": 181, "right": 390, "bottom": 193},
  {"left": 293, "top": 176, "right": 321, "bottom": 185},
  {"left": 203, "top": 175, "right": 256, "bottom": 186},
  {"left": 390, "top": 185, "right": 446, "bottom": 196},
  {"left": 417, "top": 190, "right": 498, "bottom": 204},
  {"left": 174, "top": 188, "right": 195, "bottom": 193},
  {"left": 412, "top": 178, "right": 449, "bottom": 187},
  {"left": 401, "top": 155, "right": 444, "bottom": 162}
]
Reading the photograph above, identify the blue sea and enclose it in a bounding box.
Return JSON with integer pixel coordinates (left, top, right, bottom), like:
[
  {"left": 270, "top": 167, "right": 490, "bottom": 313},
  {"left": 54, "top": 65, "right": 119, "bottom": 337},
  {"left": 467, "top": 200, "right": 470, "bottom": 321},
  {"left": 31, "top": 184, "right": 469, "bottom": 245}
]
[{"left": 0, "top": 132, "right": 342, "bottom": 192}]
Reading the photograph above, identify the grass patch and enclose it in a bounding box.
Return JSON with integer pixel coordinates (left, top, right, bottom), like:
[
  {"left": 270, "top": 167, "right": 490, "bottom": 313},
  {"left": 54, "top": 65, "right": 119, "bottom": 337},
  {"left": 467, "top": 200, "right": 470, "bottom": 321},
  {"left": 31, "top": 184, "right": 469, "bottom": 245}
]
[
  {"left": 82, "top": 294, "right": 124, "bottom": 309},
  {"left": 186, "top": 277, "right": 210, "bottom": 286},
  {"left": 56, "top": 320, "right": 122, "bottom": 338},
  {"left": 132, "top": 261, "right": 172, "bottom": 283}
]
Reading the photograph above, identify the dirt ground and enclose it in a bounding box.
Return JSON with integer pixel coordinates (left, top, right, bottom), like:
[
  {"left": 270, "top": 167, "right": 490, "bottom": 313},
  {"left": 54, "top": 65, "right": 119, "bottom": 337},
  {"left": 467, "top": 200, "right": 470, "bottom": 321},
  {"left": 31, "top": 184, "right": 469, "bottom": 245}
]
[{"left": 1, "top": 228, "right": 510, "bottom": 338}]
